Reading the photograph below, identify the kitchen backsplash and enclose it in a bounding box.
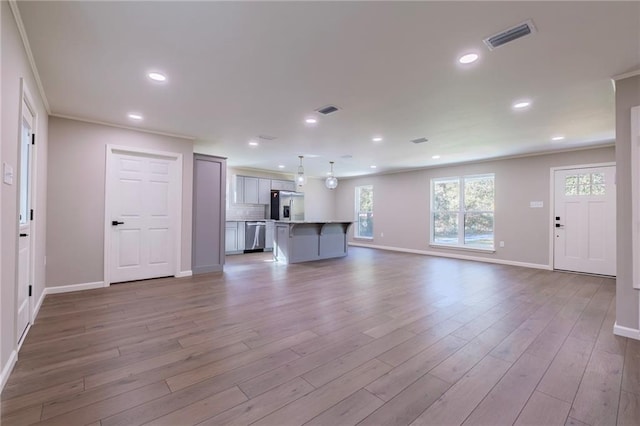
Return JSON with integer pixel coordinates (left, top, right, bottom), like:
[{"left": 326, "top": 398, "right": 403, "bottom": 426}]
[{"left": 227, "top": 204, "right": 268, "bottom": 221}]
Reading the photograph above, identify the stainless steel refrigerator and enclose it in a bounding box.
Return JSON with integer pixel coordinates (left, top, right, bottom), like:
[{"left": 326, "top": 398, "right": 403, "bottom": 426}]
[{"left": 270, "top": 190, "right": 305, "bottom": 221}]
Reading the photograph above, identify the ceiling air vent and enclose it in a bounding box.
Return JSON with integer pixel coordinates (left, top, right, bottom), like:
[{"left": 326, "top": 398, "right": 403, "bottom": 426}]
[
  {"left": 483, "top": 19, "right": 536, "bottom": 50},
  {"left": 411, "top": 137, "right": 429, "bottom": 144},
  {"left": 258, "top": 134, "right": 277, "bottom": 141},
  {"left": 315, "top": 105, "right": 340, "bottom": 115}
]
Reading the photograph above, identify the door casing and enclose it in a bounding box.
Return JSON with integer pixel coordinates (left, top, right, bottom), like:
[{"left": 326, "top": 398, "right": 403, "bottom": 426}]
[
  {"left": 104, "top": 145, "right": 183, "bottom": 286},
  {"left": 549, "top": 161, "right": 616, "bottom": 274}
]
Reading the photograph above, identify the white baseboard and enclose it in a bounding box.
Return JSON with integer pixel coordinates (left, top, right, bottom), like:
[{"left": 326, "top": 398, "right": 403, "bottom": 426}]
[
  {"left": 45, "top": 281, "right": 105, "bottom": 295},
  {"left": 348, "top": 242, "right": 552, "bottom": 271},
  {"left": 176, "top": 270, "right": 193, "bottom": 278},
  {"left": 0, "top": 350, "right": 18, "bottom": 392},
  {"left": 613, "top": 322, "right": 640, "bottom": 340},
  {"left": 33, "top": 287, "right": 46, "bottom": 321}
]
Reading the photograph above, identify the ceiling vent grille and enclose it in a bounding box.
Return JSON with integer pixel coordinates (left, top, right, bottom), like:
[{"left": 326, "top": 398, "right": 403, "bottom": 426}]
[
  {"left": 316, "top": 105, "right": 340, "bottom": 115},
  {"left": 258, "top": 134, "right": 277, "bottom": 141},
  {"left": 484, "top": 19, "right": 536, "bottom": 50},
  {"left": 411, "top": 137, "right": 429, "bottom": 144}
]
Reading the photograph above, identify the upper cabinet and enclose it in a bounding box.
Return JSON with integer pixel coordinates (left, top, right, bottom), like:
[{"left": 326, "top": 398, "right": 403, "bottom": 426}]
[
  {"left": 234, "top": 175, "right": 294, "bottom": 205},
  {"left": 271, "top": 179, "right": 296, "bottom": 191}
]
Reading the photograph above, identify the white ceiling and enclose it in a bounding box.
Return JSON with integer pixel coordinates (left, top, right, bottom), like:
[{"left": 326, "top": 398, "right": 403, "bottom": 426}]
[{"left": 16, "top": 1, "right": 640, "bottom": 178}]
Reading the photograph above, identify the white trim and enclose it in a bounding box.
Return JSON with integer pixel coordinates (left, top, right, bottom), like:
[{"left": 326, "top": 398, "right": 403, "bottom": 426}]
[
  {"left": 349, "top": 242, "right": 552, "bottom": 270},
  {"left": 176, "top": 270, "right": 193, "bottom": 278},
  {"left": 613, "top": 322, "right": 640, "bottom": 341},
  {"left": 0, "top": 350, "right": 18, "bottom": 392},
  {"left": 32, "top": 287, "right": 46, "bottom": 322},
  {"left": 45, "top": 281, "right": 106, "bottom": 295},
  {"left": 429, "top": 244, "right": 495, "bottom": 254},
  {"left": 8, "top": 1, "right": 51, "bottom": 113},
  {"left": 17, "top": 323, "right": 31, "bottom": 352},
  {"left": 548, "top": 161, "right": 617, "bottom": 271},
  {"left": 104, "top": 145, "right": 183, "bottom": 286},
  {"left": 631, "top": 107, "right": 640, "bottom": 289},
  {"left": 51, "top": 114, "right": 195, "bottom": 141},
  {"left": 612, "top": 69, "right": 640, "bottom": 81}
]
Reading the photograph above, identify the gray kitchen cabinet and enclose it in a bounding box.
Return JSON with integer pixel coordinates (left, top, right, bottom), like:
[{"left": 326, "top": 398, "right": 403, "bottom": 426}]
[
  {"left": 235, "top": 175, "right": 244, "bottom": 204},
  {"left": 265, "top": 221, "right": 275, "bottom": 250},
  {"left": 243, "top": 177, "right": 259, "bottom": 204},
  {"left": 225, "top": 222, "right": 238, "bottom": 252},
  {"left": 271, "top": 179, "right": 296, "bottom": 191},
  {"left": 258, "top": 178, "right": 272, "bottom": 205},
  {"left": 193, "top": 154, "right": 227, "bottom": 274}
]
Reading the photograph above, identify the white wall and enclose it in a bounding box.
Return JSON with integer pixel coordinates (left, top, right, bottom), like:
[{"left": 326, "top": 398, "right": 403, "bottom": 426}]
[
  {"left": 1, "top": 0, "right": 49, "bottom": 388},
  {"left": 46, "top": 117, "right": 194, "bottom": 288},
  {"left": 615, "top": 74, "right": 640, "bottom": 336},
  {"left": 335, "top": 147, "right": 615, "bottom": 268}
]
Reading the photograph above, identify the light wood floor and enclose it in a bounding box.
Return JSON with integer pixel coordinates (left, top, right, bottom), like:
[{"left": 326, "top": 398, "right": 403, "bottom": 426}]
[{"left": 1, "top": 247, "right": 638, "bottom": 425}]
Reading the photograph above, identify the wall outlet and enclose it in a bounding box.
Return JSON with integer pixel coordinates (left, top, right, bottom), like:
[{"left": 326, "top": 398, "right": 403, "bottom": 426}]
[{"left": 499, "top": 241, "right": 505, "bottom": 248}]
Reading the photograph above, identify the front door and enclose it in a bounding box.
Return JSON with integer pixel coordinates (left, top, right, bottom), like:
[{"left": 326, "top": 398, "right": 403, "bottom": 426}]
[
  {"left": 108, "top": 150, "right": 177, "bottom": 283},
  {"left": 553, "top": 166, "right": 616, "bottom": 275},
  {"left": 17, "top": 97, "right": 34, "bottom": 342}
]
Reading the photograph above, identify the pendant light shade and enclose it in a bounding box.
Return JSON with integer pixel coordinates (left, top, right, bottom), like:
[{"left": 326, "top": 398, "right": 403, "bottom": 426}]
[
  {"left": 296, "top": 155, "right": 307, "bottom": 186},
  {"left": 325, "top": 161, "right": 338, "bottom": 189}
]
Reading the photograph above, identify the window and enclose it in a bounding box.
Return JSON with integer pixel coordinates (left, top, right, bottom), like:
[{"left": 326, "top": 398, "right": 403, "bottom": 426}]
[
  {"left": 564, "top": 172, "right": 606, "bottom": 196},
  {"left": 355, "top": 185, "right": 373, "bottom": 238},
  {"left": 431, "top": 174, "right": 495, "bottom": 250}
]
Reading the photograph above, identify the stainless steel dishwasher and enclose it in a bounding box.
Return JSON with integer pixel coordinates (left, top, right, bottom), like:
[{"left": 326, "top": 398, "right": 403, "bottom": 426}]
[{"left": 244, "top": 221, "right": 266, "bottom": 252}]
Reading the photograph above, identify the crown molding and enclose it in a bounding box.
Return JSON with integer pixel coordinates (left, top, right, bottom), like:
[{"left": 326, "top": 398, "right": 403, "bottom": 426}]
[{"left": 8, "top": 0, "right": 51, "bottom": 113}]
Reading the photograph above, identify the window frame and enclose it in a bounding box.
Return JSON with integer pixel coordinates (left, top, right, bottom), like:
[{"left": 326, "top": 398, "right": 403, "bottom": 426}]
[
  {"left": 354, "top": 185, "right": 374, "bottom": 239},
  {"left": 430, "top": 173, "right": 495, "bottom": 252}
]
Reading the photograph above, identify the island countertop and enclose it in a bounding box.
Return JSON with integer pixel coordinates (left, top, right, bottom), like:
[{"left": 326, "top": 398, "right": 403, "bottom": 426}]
[{"left": 273, "top": 221, "right": 353, "bottom": 264}]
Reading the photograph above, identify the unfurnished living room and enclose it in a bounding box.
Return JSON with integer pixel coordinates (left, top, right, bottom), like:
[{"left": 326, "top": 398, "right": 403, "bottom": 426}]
[{"left": 1, "top": 1, "right": 639, "bottom": 425}]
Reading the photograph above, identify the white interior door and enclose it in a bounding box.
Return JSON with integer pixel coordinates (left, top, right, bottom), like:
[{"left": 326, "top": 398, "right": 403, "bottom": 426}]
[
  {"left": 17, "top": 97, "right": 34, "bottom": 342},
  {"left": 554, "top": 166, "right": 616, "bottom": 276},
  {"left": 108, "top": 151, "right": 177, "bottom": 284}
]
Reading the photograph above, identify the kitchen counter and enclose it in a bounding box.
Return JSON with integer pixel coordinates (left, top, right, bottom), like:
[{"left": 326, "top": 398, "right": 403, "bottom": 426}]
[{"left": 273, "top": 221, "right": 353, "bottom": 264}]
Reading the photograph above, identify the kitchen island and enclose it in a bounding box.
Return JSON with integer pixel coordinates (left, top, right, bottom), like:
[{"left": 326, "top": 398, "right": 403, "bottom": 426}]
[{"left": 273, "top": 221, "right": 353, "bottom": 264}]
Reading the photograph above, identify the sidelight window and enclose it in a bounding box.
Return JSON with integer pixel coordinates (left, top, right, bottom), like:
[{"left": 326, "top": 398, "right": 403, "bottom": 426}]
[
  {"left": 355, "top": 185, "right": 373, "bottom": 239},
  {"left": 431, "top": 174, "right": 495, "bottom": 250}
]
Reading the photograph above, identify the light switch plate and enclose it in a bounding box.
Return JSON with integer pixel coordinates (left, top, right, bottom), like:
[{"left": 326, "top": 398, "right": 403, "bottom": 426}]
[
  {"left": 3, "top": 162, "right": 14, "bottom": 185},
  {"left": 530, "top": 201, "right": 543, "bottom": 208}
]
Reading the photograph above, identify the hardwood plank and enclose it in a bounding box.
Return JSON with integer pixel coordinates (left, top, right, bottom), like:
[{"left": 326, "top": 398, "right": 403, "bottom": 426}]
[
  {"left": 569, "top": 349, "right": 624, "bottom": 426},
  {"left": 101, "top": 348, "right": 300, "bottom": 426},
  {"left": 621, "top": 338, "right": 640, "bottom": 395},
  {"left": 0, "top": 404, "right": 42, "bottom": 426},
  {"left": 366, "top": 334, "right": 467, "bottom": 401},
  {"left": 238, "top": 332, "right": 372, "bottom": 398},
  {"left": 253, "top": 359, "right": 391, "bottom": 426},
  {"left": 0, "top": 378, "right": 83, "bottom": 417},
  {"left": 143, "top": 386, "right": 247, "bottom": 426},
  {"left": 302, "top": 329, "right": 414, "bottom": 388},
  {"left": 617, "top": 390, "right": 640, "bottom": 426},
  {"left": 359, "top": 373, "right": 450, "bottom": 426},
  {"left": 410, "top": 355, "right": 512, "bottom": 425},
  {"left": 537, "top": 336, "right": 594, "bottom": 403},
  {"left": 198, "top": 377, "right": 314, "bottom": 425},
  {"left": 514, "top": 391, "right": 571, "bottom": 425},
  {"left": 305, "top": 388, "right": 384, "bottom": 426},
  {"left": 31, "top": 382, "right": 170, "bottom": 426},
  {"left": 463, "top": 353, "right": 551, "bottom": 425}
]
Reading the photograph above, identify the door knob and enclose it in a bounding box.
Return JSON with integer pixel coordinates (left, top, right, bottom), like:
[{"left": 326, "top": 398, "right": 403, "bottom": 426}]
[
  {"left": 111, "top": 220, "right": 124, "bottom": 226},
  {"left": 555, "top": 223, "right": 564, "bottom": 228}
]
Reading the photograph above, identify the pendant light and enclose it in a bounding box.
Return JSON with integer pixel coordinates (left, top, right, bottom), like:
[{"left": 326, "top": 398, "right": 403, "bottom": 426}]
[
  {"left": 296, "top": 155, "right": 307, "bottom": 186},
  {"left": 325, "top": 161, "right": 338, "bottom": 189}
]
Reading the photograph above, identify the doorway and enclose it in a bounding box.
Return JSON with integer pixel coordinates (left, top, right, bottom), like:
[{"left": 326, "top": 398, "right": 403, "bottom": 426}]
[
  {"left": 553, "top": 164, "right": 616, "bottom": 276},
  {"left": 105, "top": 146, "right": 182, "bottom": 285},
  {"left": 17, "top": 81, "right": 36, "bottom": 345}
]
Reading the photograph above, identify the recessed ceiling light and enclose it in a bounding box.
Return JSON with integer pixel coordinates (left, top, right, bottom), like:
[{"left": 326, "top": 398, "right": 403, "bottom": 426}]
[
  {"left": 278, "top": 165, "right": 285, "bottom": 169},
  {"left": 128, "top": 113, "right": 143, "bottom": 120},
  {"left": 551, "top": 135, "right": 565, "bottom": 141},
  {"left": 459, "top": 53, "right": 479, "bottom": 64},
  {"left": 248, "top": 141, "right": 259, "bottom": 147},
  {"left": 370, "top": 165, "right": 377, "bottom": 169},
  {"left": 372, "top": 136, "right": 383, "bottom": 142},
  {"left": 432, "top": 155, "right": 441, "bottom": 159},
  {"left": 148, "top": 72, "right": 167, "bottom": 82},
  {"left": 512, "top": 100, "right": 531, "bottom": 109},
  {"left": 305, "top": 117, "right": 318, "bottom": 124}
]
